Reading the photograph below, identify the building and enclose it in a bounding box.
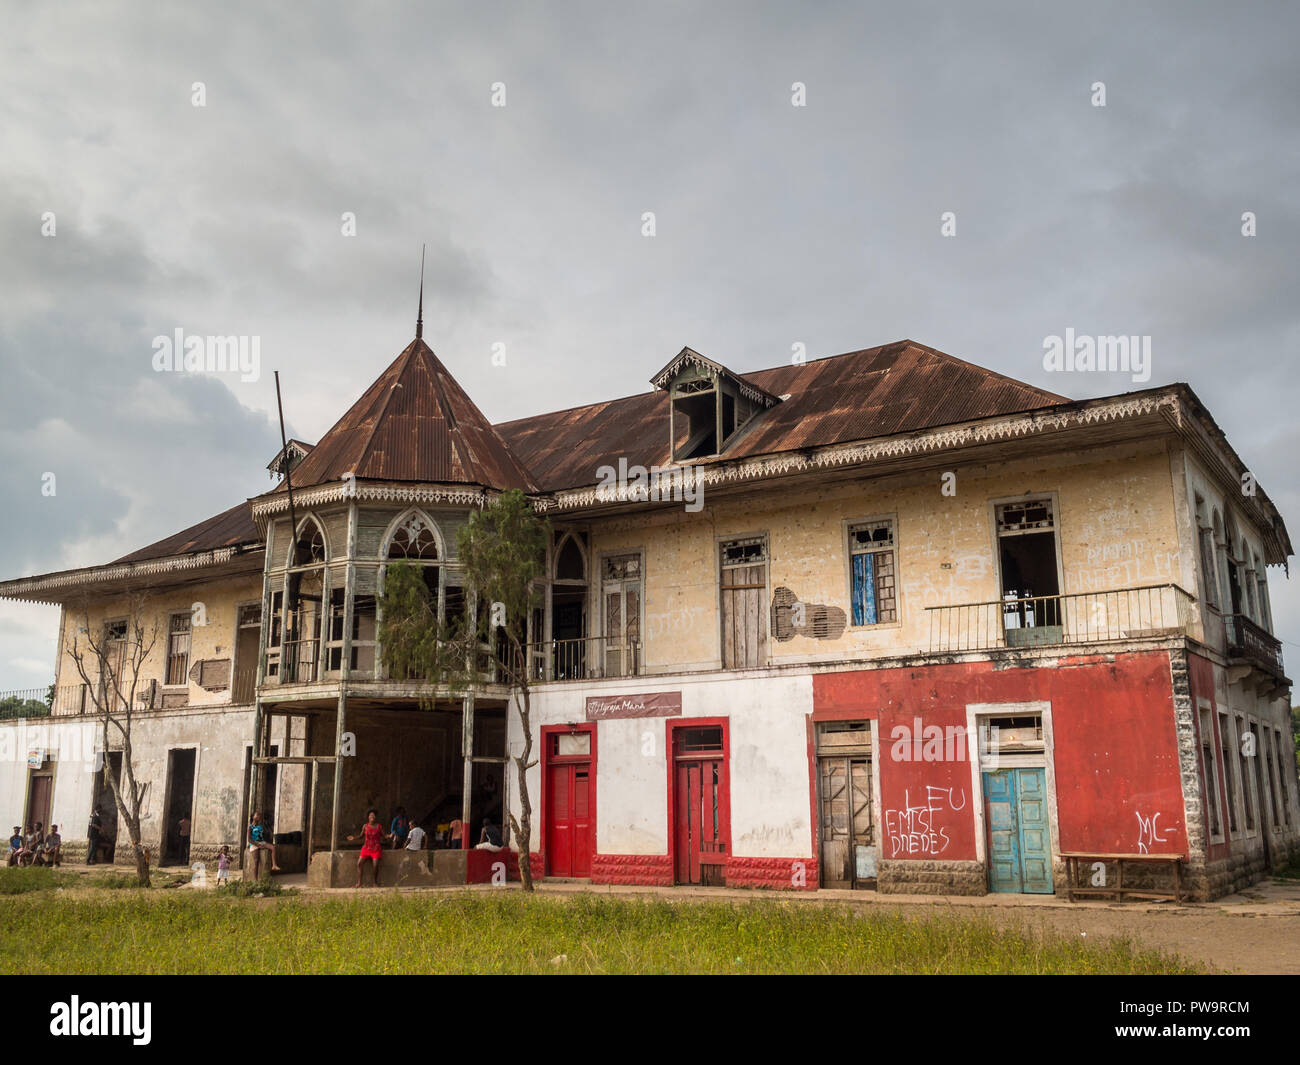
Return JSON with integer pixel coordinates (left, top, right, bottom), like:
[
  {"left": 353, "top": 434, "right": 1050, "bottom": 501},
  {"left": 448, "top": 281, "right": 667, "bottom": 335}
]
[{"left": 1, "top": 327, "right": 1295, "bottom": 899}]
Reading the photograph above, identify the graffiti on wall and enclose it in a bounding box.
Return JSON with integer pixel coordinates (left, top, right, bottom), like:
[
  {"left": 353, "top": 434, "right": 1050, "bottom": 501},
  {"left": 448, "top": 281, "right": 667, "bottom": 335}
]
[
  {"left": 884, "top": 785, "right": 967, "bottom": 858},
  {"left": 1135, "top": 809, "right": 1175, "bottom": 854}
]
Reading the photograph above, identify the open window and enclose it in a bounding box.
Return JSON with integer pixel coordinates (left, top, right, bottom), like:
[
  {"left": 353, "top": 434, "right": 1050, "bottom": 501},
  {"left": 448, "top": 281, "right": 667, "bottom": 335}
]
[
  {"left": 995, "top": 498, "right": 1062, "bottom": 645},
  {"left": 650, "top": 347, "right": 780, "bottom": 461},
  {"left": 847, "top": 519, "right": 897, "bottom": 625}
]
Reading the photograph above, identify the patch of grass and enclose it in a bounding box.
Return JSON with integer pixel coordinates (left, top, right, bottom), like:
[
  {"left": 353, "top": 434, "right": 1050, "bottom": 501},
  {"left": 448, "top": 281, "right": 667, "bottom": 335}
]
[
  {"left": 218, "top": 879, "right": 299, "bottom": 899},
  {"left": 0, "top": 891, "right": 1203, "bottom": 975},
  {"left": 0, "top": 867, "right": 76, "bottom": 895},
  {"left": 1273, "top": 855, "right": 1300, "bottom": 881}
]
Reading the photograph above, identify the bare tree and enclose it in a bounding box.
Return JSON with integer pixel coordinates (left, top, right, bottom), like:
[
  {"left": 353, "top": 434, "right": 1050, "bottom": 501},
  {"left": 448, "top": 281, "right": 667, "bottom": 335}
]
[{"left": 64, "top": 593, "right": 161, "bottom": 886}]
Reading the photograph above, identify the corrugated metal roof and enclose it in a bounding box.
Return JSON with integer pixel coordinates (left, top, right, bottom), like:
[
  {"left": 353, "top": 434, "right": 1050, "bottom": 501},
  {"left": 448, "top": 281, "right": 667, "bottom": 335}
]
[
  {"left": 496, "top": 340, "right": 1069, "bottom": 492},
  {"left": 113, "top": 501, "right": 260, "bottom": 563},
  {"left": 275, "top": 338, "right": 537, "bottom": 493}
]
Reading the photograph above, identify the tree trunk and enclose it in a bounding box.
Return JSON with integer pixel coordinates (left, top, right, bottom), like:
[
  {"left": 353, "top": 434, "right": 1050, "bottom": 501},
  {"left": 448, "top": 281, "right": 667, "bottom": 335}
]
[{"left": 513, "top": 681, "right": 535, "bottom": 892}]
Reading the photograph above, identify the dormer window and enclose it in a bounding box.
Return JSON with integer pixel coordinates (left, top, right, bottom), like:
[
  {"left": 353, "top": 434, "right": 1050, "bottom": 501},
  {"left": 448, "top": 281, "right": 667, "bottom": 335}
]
[{"left": 651, "top": 347, "right": 779, "bottom": 461}]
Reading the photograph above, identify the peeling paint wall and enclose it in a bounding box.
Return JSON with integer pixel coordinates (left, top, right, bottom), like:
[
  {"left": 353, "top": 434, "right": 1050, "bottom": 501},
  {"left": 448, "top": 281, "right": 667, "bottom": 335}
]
[{"left": 588, "top": 440, "right": 1190, "bottom": 672}]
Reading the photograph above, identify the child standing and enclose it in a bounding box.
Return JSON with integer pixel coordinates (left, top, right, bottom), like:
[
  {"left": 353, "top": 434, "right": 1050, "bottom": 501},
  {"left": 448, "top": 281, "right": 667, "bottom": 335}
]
[{"left": 216, "top": 844, "right": 232, "bottom": 886}]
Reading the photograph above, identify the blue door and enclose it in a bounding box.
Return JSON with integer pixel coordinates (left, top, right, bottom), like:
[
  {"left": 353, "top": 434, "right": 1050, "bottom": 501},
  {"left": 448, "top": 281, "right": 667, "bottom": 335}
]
[{"left": 983, "top": 768, "right": 1054, "bottom": 894}]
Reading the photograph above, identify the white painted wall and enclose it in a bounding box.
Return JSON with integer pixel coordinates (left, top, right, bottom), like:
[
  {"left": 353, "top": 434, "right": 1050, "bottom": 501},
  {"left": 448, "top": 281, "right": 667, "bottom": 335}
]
[{"left": 513, "top": 670, "right": 815, "bottom": 858}]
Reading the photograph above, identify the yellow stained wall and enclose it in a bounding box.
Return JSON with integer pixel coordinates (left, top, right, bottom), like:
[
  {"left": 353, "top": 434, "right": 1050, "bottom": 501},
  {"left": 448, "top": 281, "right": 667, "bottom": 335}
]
[
  {"left": 587, "top": 440, "right": 1186, "bottom": 672},
  {"left": 55, "top": 575, "right": 264, "bottom": 709}
]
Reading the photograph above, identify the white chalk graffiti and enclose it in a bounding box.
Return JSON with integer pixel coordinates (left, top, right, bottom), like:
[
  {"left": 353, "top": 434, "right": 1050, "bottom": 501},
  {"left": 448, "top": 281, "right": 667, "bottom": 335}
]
[
  {"left": 884, "top": 786, "right": 967, "bottom": 858},
  {"left": 1135, "top": 810, "right": 1173, "bottom": 854}
]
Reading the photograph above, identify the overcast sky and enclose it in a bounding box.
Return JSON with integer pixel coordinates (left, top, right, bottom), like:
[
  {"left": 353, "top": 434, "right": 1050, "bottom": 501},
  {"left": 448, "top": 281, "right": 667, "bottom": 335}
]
[{"left": 1, "top": 1, "right": 1297, "bottom": 689}]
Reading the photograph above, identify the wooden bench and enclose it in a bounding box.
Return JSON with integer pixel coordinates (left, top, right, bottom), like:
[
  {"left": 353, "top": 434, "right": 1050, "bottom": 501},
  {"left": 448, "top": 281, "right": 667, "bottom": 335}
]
[{"left": 1061, "top": 852, "right": 1185, "bottom": 903}]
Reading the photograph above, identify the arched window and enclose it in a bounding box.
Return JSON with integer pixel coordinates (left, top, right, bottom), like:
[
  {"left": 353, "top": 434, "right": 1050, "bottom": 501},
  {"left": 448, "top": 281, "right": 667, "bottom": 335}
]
[
  {"left": 290, "top": 516, "right": 326, "bottom": 566},
  {"left": 269, "top": 516, "right": 327, "bottom": 683},
  {"left": 554, "top": 533, "right": 586, "bottom": 581},
  {"left": 1242, "top": 537, "right": 1257, "bottom": 620},
  {"left": 1194, "top": 495, "right": 1217, "bottom": 609},
  {"left": 388, "top": 514, "right": 440, "bottom": 560},
  {"left": 382, "top": 511, "right": 463, "bottom": 633},
  {"left": 1254, "top": 552, "right": 1272, "bottom": 631},
  {"left": 1212, "top": 510, "right": 1231, "bottom": 613}
]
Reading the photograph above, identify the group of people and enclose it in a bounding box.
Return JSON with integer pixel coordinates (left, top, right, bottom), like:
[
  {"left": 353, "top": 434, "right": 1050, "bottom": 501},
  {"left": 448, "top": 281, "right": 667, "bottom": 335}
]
[
  {"left": 346, "top": 806, "right": 503, "bottom": 887},
  {"left": 7, "top": 823, "right": 61, "bottom": 867}
]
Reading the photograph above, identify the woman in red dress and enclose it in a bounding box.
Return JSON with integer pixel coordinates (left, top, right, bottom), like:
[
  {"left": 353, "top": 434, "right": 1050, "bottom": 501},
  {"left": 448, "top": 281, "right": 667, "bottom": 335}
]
[{"left": 347, "top": 809, "right": 385, "bottom": 887}]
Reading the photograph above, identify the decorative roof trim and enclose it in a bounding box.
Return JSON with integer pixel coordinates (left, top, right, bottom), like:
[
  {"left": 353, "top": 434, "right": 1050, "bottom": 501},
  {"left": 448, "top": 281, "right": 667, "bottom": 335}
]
[
  {"left": 251, "top": 481, "right": 491, "bottom": 524},
  {"left": 0, "top": 545, "right": 263, "bottom": 605},
  {"left": 650, "top": 346, "right": 780, "bottom": 408},
  {"left": 549, "top": 392, "right": 1181, "bottom": 510}
]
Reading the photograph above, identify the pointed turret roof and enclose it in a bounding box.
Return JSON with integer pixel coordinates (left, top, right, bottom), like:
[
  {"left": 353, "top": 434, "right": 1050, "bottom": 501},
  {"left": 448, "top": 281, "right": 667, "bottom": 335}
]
[{"left": 278, "top": 337, "right": 537, "bottom": 493}]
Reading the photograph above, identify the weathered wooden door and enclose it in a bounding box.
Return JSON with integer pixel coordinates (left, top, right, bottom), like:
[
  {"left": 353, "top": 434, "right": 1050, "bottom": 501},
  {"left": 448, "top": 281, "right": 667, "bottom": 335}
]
[
  {"left": 720, "top": 538, "right": 767, "bottom": 669},
  {"left": 985, "top": 768, "right": 1053, "bottom": 894},
  {"left": 26, "top": 774, "right": 52, "bottom": 829},
  {"left": 674, "top": 759, "right": 728, "bottom": 885},
  {"left": 819, "top": 757, "right": 875, "bottom": 887},
  {"left": 546, "top": 762, "right": 592, "bottom": 878}
]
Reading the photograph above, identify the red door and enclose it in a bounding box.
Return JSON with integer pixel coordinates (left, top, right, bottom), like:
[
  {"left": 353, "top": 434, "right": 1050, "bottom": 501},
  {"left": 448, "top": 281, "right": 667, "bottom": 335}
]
[
  {"left": 672, "top": 726, "right": 729, "bottom": 886},
  {"left": 546, "top": 762, "right": 592, "bottom": 877}
]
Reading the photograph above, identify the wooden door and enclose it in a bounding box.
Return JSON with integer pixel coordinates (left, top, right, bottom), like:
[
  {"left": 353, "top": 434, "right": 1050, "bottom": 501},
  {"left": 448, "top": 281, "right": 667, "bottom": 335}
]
[
  {"left": 1015, "top": 768, "right": 1053, "bottom": 893},
  {"left": 674, "top": 758, "right": 728, "bottom": 886},
  {"left": 819, "top": 756, "right": 875, "bottom": 887},
  {"left": 720, "top": 539, "right": 767, "bottom": 670},
  {"left": 26, "top": 774, "right": 52, "bottom": 829},
  {"left": 546, "top": 762, "right": 593, "bottom": 878},
  {"left": 985, "top": 768, "right": 1053, "bottom": 894}
]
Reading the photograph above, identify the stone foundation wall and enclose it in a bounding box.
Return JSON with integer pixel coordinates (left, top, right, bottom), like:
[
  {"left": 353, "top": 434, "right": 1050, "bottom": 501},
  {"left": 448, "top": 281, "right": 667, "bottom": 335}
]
[{"left": 877, "top": 859, "right": 986, "bottom": 895}]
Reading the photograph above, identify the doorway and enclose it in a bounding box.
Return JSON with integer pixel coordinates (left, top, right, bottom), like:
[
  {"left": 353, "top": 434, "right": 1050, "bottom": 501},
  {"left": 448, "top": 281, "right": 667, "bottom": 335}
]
[
  {"left": 815, "top": 721, "right": 876, "bottom": 888},
  {"left": 25, "top": 767, "right": 53, "bottom": 831},
  {"left": 162, "top": 748, "right": 196, "bottom": 865},
  {"left": 91, "top": 752, "right": 122, "bottom": 862},
  {"left": 995, "top": 499, "right": 1062, "bottom": 646},
  {"left": 670, "top": 722, "right": 730, "bottom": 886},
  {"left": 977, "top": 713, "right": 1053, "bottom": 894},
  {"left": 544, "top": 728, "right": 593, "bottom": 878}
]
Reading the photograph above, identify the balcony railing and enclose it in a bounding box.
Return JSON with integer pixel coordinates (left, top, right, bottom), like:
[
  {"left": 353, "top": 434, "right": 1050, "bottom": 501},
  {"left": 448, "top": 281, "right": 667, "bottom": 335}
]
[
  {"left": 525, "top": 636, "right": 642, "bottom": 682},
  {"left": 927, "top": 584, "right": 1197, "bottom": 654},
  {"left": 0, "top": 688, "right": 53, "bottom": 720},
  {"left": 1224, "top": 613, "right": 1285, "bottom": 678}
]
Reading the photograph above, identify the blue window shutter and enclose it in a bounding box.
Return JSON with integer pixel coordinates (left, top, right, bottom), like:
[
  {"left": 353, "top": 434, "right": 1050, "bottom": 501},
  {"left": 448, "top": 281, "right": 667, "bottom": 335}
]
[{"left": 851, "top": 552, "right": 876, "bottom": 625}]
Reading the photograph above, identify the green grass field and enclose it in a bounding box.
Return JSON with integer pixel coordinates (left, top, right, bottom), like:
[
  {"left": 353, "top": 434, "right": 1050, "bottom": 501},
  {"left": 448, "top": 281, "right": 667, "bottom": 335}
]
[{"left": 0, "top": 868, "right": 1200, "bottom": 974}]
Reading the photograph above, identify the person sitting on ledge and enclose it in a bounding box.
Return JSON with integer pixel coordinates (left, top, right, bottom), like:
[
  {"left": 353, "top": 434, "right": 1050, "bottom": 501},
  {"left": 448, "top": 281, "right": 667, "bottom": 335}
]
[
  {"left": 7, "top": 826, "right": 22, "bottom": 867},
  {"left": 475, "top": 819, "right": 503, "bottom": 851},
  {"left": 388, "top": 806, "right": 409, "bottom": 850},
  {"left": 247, "top": 812, "right": 281, "bottom": 873},
  {"left": 35, "top": 824, "right": 61, "bottom": 867},
  {"left": 405, "top": 818, "right": 427, "bottom": 852}
]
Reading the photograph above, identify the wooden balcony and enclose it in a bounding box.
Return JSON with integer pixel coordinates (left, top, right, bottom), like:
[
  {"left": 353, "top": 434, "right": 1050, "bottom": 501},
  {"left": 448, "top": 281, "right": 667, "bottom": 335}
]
[{"left": 1224, "top": 613, "right": 1285, "bottom": 679}]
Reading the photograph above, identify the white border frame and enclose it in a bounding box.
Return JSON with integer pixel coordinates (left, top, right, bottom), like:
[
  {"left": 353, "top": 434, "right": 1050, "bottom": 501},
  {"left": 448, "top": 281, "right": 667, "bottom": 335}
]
[{"left": 963, "top": 700, "right": 1057, "bottom": 872}]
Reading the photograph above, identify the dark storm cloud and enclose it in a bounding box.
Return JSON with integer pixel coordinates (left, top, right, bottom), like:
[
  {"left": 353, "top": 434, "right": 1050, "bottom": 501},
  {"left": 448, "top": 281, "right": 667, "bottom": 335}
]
[{"left": 0, "top": 0, "right": 1296, "bottom": 685}]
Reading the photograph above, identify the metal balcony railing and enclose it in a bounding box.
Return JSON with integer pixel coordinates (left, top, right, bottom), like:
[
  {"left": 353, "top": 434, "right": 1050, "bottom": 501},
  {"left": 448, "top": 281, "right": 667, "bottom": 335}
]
[
  {"left": 927, "top": 584, "right": 1197, "bottom": 654},
  {"left": 524, "top": 636, "right": 642, "bottom": 682},
  {"left": 1224, "top": 613, "right": 1285, "bottom": 677}
]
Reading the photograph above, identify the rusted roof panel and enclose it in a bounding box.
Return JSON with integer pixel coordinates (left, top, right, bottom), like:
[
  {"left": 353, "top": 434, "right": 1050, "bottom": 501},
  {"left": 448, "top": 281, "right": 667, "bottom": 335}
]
[
  {"left": 275, "top": 339, "right": 537, "bottom": 493},
  {"left": 113, "top": 501, "right": 261, "bottom": 563},
  {"left": 496, "top": 341, "right": 1068, "bottom": 492}
]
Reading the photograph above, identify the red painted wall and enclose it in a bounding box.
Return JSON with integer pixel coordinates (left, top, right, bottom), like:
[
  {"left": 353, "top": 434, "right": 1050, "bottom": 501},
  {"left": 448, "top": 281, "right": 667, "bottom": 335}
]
[{"left": 814, "top": 651, "right": 1187, "bottom": 859}]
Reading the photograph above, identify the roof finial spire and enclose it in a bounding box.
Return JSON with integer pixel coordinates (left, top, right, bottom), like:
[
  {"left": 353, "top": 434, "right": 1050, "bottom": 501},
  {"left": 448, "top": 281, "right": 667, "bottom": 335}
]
[{"left": 415, "top": 244, "right": 425, "bottom": 341}]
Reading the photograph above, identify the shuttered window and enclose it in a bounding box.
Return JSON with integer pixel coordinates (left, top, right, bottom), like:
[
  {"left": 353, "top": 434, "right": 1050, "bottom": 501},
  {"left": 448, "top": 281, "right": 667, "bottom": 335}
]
[
  {"left": 166, "top": 613, "right": 191, "bottom": 687},
  {"left": 848, "top": 520, "right": 896, "bottom": 625}
]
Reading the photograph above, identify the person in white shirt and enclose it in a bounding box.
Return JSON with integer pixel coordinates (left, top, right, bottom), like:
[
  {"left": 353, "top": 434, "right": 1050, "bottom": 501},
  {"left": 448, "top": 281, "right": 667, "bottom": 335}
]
[{"left": 405, "top": 822, "right": 427, "bottom": 851}]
